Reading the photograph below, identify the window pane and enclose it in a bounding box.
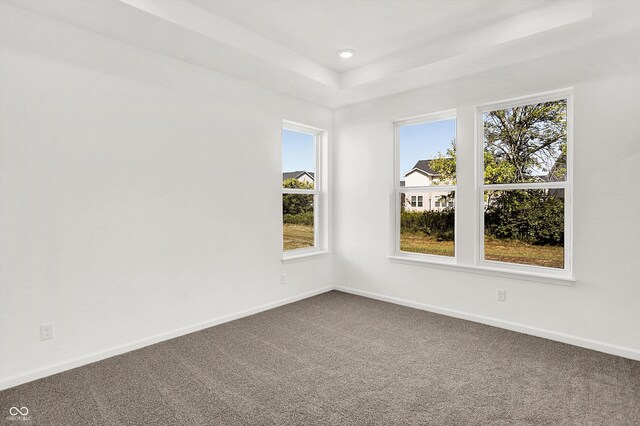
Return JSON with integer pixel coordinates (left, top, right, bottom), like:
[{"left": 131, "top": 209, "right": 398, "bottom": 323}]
[
  {"left": 283, "top": 194, "right": 314, "bottom": 251},
  {"left": 282, "top": 129, "right": 315, "bottom": 189},
  {"left": 399, "top": 118, "right": 456, "bottom": 187},
  {"left": 484, "top": 189, "right": 564, "bottom": 268},
  {"left": 400, "top": 192, "right": 455, "bottom": 257},
  {"left": 483, "top": 99, "right": 567, "bottom": 184}
]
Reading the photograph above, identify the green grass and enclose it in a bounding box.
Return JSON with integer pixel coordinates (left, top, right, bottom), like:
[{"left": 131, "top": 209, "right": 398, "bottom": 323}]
[
  {"left": 283, "top": 223, "right": 314, "bottom": 251},
  {"left": 400, "top": 233, "right": 455, "bottom": 257},
  {"left": 483, "top": 235, "right": 564, "bottom": 268},
  {"left": 400, "top": 232, "right": 564, "bottom": 269},
  {"left": 285, "top": 224, "right": 564, "bottom": 269}
]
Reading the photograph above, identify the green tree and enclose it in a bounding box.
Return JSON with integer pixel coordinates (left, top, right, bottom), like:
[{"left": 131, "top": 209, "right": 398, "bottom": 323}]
[
  {"left": 427, "top": 139, "right": 457, "bottom": 211},
  {"left": 483, "top": 100, "right": 566, "bottom": 183},
  {"left": 427, "top": 101, "right": 566, "bottom": 185},
  {"left": 429, "top": 138, "right": 456, "bottom": 184},
  {"left": 282, "top": 178, "right": 313, "bottom": 215},
  {"left": 429, "top": 138, "right": 519, "bottom": 185},
  {"left": 429, "top": 101, "right": 567, "bottom": 246},
  {"left": 485, "top": 189, "right": 564, "bottom": 245},
  {"left": 547, "top": 143, "right": 567, "bottom": 182},
  {"left": 482, "top": 101, "right": 567, "bottom": 246}
]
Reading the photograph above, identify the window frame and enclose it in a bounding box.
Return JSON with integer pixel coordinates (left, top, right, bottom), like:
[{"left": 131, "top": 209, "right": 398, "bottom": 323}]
[
  {"left": 475, "top": 90, "right": 573, "bottom": 278},
  {"left": 391, "top": 110, "right": 458, "bottom": 263},
  {"left": 282, "top": 121, "right": 326, "bottom": 260}
]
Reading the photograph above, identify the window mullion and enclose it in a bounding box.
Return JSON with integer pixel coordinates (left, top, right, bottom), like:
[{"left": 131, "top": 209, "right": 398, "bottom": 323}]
[
  {"left": 282, "top": 188, "right": 315, "bottom": 195},
  {"left": 399, "top": 185, "right": 457, "bottom": 193},
  {"left": 394, "top": 113, "right": 457, "bottom": 259},
  {"left": 478, "top": 93, "right": 570, "bottom": 274},
  {"left": 282, "top": 122, "right": 324, "bottom": 256},
  {"left": 483, "top": 182, "right": 568, "bottom": 191}
]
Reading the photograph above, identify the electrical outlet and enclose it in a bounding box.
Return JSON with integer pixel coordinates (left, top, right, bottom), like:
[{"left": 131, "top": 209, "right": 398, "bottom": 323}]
[
  {"left": 496, "top": 289, "right": 506, "bottom": 302},
  {"left": 40, "top": 323, "right": 54, "bottom": 341},
  {"left": 281, "top": 274, "right": 287, "bottom": 285}
]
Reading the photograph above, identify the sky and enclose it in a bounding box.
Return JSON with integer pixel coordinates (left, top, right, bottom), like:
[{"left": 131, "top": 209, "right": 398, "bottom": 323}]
[
  {"left": 282, "top": 128, "right": 315, "bottom": 173},
  {"left": 399, "top": 118, "right": 455, "bottom": 180},
  {"left": 282, "top": 119, "right": 456, "bottom": 178}
]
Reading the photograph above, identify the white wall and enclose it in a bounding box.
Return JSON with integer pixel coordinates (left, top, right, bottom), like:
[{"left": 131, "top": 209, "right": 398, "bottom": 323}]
[
  {"left": 334, "top": 30, "right": 640, "bottom": 359},
  {"left": 0, "top": 3, "right": 333, "bottom": 388},
  {"left": 2, "top": 0, "right": 639, "bottom": 392}
]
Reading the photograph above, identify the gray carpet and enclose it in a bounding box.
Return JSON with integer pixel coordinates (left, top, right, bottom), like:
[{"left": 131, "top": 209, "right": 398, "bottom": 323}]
[{"left": 1, "top": 291, "right": 639, "bottom": 425}]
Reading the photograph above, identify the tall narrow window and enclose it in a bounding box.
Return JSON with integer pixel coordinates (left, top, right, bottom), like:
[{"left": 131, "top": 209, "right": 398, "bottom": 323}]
[
  {"left": 394, "top": 112, "right": 456, "bottom": 258},
  {"left": 479, "top": 94, "right": 571, "bottom": 271},
  {"left": 282, "top": 123, "right": 321, "bottom": 253}
]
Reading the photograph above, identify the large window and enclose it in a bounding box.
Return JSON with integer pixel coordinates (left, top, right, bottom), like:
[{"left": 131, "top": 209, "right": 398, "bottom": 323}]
[
  {"left": 393, "top": 112, "right": 456, "bottom": 259},
  {"left": 389, "top": 91, "right": 572, "bottom": 282},
  {"left": 282, "top": 122, "right": 322, "bottom": 254},
  {"left": 478, "top": 93, "right": 571, "bottom": 272}
]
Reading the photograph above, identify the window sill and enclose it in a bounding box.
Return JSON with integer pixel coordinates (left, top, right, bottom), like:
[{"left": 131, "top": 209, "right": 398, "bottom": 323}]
[
  {"left": 387, "top": 255, "right": 575, "bottom": 286},
  {"left": 283, "top": 250, "right": 329, "bottom": 263}
]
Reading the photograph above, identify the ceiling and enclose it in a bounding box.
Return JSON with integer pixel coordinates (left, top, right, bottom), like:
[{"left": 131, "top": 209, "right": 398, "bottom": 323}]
[
  {"left": 187, "top": 0, "right": 544, "bottom": 72},
  {"left": 6, "top": 0, "right": 640, "bottom": 108}
]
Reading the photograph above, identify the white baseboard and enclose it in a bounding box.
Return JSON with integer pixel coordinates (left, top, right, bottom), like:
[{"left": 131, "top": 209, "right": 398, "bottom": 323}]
[
  {"left": 334, "top": 286, "right": 640, "bottom": 361},
  {"left": 3, "top": 284, "right": 638, "bottom": 390},
  {"left": 0, "top": 286, "right": 334, "bottom": 391}
]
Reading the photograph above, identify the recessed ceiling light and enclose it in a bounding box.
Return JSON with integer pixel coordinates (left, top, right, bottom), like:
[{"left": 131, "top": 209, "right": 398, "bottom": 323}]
[{"left": 337, "top": 49, "right": 355, "bottom": 59}]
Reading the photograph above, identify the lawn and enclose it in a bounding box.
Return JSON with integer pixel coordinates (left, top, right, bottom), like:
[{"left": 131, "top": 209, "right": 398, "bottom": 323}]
[
  {"left": 400, "top": 232, "right": 455, "bottom": 257},
  {"left": 285, "top": 224, "right": 563, "bottom": 269},
  {"left": 283, "top": 223, "right": 314, "bottom": 251},
  {"left": 400, "top": 233, "right": 563, "bottom": 269},
  {"left": 483, "top": 235, "right": 564, "bottom": 268}
]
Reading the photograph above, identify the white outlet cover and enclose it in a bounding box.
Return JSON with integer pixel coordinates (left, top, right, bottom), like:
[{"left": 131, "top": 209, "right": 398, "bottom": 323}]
[{"left": 40, "top": 323, "right": 54, "bottom": 341}]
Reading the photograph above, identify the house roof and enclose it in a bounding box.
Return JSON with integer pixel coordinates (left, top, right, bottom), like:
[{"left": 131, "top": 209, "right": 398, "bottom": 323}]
[
  {"left": 283, "top": 171, "right": 315, "bottom": 181},
  {"left": 405, "top": 159, "right": 441, "bottom": 177}
]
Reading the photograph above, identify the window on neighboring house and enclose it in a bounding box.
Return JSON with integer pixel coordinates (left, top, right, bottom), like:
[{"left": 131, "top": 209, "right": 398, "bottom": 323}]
[
  {"left": 394, "top": 112, "right": 456, "bottom": 258},
  {"left": 479, "top": 94, "right": 571, "bottom": 271},
  {"left": 282, "top": 123, "right": 323, "bottom": 254}
]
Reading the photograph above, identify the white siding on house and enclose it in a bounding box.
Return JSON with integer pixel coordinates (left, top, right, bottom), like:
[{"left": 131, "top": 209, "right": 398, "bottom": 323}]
[
  {"left": 403, "top": 191, "right": 452, "bottom": 212},
  {"left": 403, "top": 169, "right": 452, "bottom": 212},
  {"left": 297, "top": 174, "right": 314, "bottom": 185}
]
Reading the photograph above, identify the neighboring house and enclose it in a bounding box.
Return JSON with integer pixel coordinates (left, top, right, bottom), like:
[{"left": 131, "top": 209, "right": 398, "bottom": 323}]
[
  {"left": 543, "top": 156, "right": 567, "bottom": 199},
  {"left": 283, "top": 171, "right": 315, "bottom": 185},
  {"left": 403, "top": 159, "right": 454, "bottom": 212}
]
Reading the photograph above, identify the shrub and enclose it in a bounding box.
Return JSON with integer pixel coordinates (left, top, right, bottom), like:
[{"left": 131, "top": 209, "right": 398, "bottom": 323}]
[
  {"left": 401, "top": 209, "right": 455, "bottom": 241},
  {"left": 282, "top": 179, "right": 314, "bottom": 216},
  {"left": 283, "top": 211, "right": 314, "bottom": 226},
  {"left": 484, "top": 189, "right": 564, "bottom": 246}
]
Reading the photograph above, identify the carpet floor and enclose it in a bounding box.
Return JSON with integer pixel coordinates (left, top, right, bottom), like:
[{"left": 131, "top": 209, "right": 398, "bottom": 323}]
[{"left": 1, "top": 290, "right": 639, "bottom": 425}]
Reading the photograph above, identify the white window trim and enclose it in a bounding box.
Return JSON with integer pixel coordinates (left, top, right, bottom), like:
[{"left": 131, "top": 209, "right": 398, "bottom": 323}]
[
  {"left": 475, "top": 89, "right": 573, "bottom": 280},
  {"left": 390, "top": 110, "right": 458, "bottom": 264},
  {"left": 386, "top": 90, "right": 575, "bottom": 286},
  {"left": 387, "top": 255, "right": 575, "bottom": 286},
  {"left": 282, "top": 120, "right": 327, "bottom": 261}
]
